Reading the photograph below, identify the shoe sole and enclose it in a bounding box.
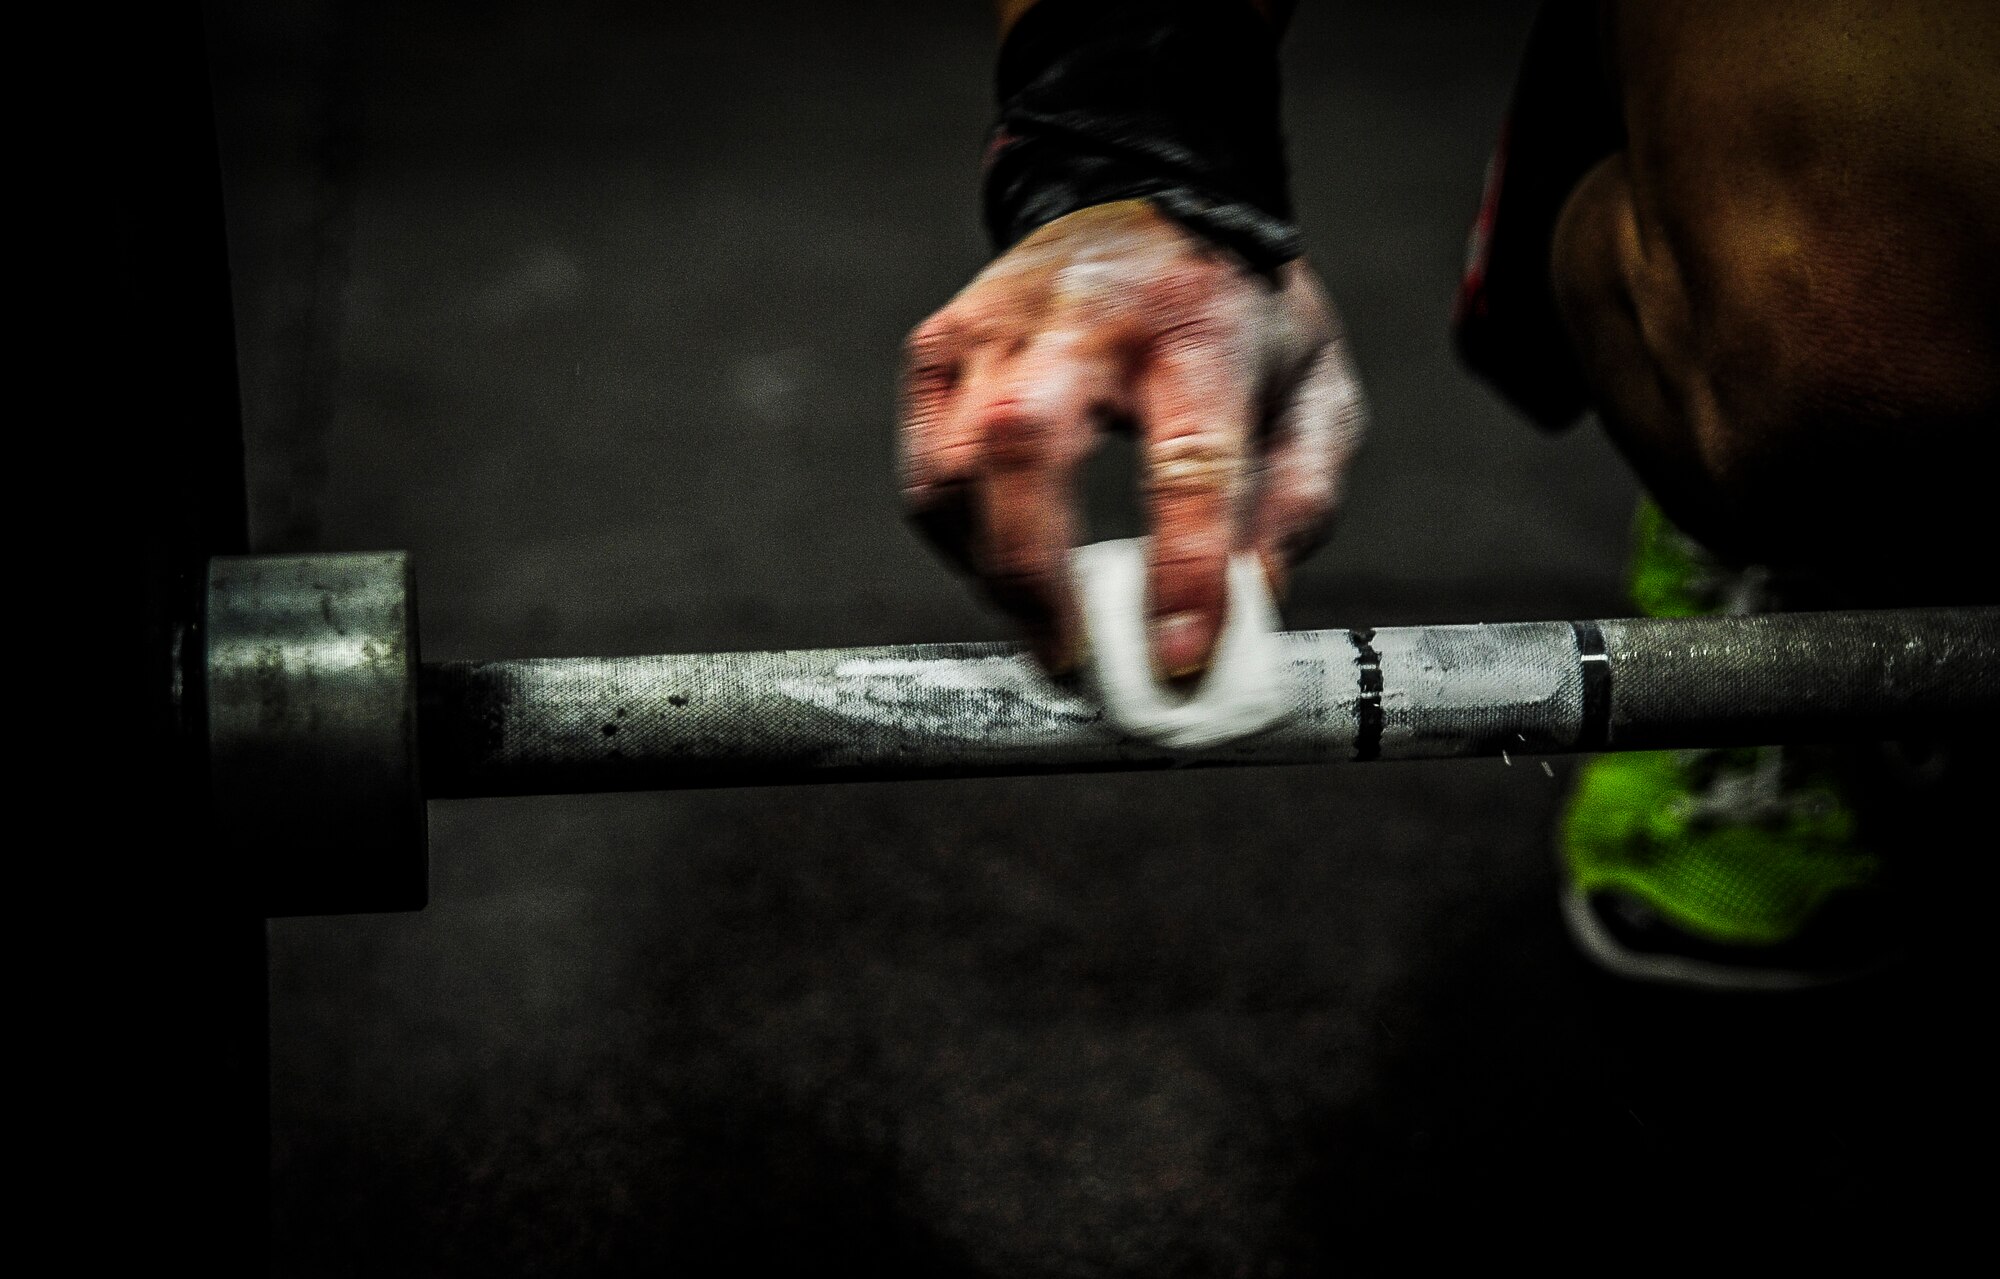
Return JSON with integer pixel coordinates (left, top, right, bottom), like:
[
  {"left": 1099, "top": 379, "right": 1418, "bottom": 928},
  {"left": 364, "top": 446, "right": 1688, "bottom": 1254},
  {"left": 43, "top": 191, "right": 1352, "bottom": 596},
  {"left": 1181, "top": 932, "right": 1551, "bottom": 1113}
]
[{"left": 1559, "top": 887, "right": 1886, "bottom": 994}]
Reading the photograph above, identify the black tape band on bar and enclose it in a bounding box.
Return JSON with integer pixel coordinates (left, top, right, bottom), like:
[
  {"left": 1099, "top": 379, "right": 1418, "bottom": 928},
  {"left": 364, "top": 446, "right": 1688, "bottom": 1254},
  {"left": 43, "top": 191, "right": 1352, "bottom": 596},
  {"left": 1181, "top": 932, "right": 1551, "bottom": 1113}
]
[
  {"left": 1350, "top": 627, "right": 1385, "bottom": 761},
  {"left": 983, "top": 0, "right": 1301, "bottom": 272},
  {"left": 1571, "top": 618, "right": 1612, "bottom": 750}
]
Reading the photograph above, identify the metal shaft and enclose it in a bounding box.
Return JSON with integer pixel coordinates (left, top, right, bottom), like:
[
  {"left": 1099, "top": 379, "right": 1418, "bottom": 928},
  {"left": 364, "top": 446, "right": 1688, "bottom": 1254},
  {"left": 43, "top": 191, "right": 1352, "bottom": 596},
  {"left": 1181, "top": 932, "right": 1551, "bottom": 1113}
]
[{"left": 419, "top": 608, "right": 1998, "bottom": 798}]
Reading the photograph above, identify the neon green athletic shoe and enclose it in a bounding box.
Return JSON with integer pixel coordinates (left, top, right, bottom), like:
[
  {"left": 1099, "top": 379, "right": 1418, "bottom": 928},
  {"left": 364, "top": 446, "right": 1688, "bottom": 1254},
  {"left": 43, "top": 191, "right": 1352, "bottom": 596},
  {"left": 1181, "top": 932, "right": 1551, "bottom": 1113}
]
[{"left": 1558, "top": 504, "right": 1900, "bottom": 990}]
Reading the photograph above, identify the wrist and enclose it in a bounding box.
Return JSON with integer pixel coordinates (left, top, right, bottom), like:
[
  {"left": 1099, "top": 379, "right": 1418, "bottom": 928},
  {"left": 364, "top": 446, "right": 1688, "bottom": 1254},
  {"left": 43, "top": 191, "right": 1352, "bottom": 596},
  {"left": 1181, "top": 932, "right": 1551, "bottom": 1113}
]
[{"left": 982, "top": 0, "right": 1301, "bottom": 274}]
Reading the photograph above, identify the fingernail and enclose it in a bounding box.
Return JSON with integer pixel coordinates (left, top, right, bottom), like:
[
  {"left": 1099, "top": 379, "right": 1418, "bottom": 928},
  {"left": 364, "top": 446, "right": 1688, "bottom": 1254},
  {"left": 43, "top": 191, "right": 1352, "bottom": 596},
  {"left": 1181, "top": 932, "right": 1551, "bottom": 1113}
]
[{"left": 1150, "top": 610, "right": 1212, "bottom": 680}]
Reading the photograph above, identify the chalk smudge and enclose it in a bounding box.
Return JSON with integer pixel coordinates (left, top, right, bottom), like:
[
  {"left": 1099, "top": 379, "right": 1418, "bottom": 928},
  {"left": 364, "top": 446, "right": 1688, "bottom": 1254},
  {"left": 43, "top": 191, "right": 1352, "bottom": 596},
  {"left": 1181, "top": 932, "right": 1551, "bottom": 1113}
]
[{"left": 778, "top": 655, "right": 1102, "bottom": 744}]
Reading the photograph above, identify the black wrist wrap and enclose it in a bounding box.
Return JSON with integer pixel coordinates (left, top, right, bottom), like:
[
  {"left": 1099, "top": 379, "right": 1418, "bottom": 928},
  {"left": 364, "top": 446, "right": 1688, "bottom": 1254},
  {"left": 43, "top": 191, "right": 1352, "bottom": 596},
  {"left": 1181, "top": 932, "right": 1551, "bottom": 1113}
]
[{"left": 982, "top": 0, "right": 1301, "bottom": 273}]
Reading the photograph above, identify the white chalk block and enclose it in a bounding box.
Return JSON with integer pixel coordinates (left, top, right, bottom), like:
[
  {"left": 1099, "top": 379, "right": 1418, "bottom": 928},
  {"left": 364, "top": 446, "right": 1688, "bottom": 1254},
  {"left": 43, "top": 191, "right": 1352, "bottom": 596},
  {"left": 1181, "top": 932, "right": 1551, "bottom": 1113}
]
[{"left": 1070, "top": 538, "right": 1287, "bottom": 749}]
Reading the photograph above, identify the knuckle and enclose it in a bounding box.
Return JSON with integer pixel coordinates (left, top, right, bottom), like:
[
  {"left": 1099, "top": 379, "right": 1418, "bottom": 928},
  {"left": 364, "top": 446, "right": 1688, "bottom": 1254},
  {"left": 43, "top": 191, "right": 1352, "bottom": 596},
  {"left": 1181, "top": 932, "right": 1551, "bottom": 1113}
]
[
  {"left": 1266, "top": 455, "right": 1337, "bottom": 518},
  {"left": 1149, "top": 539, "right": 1231, "bottom": 582},
  {"left": 901, "top": 323, "right": 963, "bottom": 399},
  {"left": 902, "top": 312, "right": 960, "bottom": 367},
  {"left": 1145, "top": 556, "right": 1227, "bottom": 613},
  {"left": 1293, "top": 471, "right": 1337, "bottom": 519},
  {"left": 1145, "top": 311, "right": 1256, "bottom": 399},
  {"left": 908, "top": 329, "right": 968, "bottom": 439},
  {"left": 977, "top": 403, "right": 1060, "bottom": 467},
  {"left": 1147, "top": 510, "right": 1232, "bottom": 591}
]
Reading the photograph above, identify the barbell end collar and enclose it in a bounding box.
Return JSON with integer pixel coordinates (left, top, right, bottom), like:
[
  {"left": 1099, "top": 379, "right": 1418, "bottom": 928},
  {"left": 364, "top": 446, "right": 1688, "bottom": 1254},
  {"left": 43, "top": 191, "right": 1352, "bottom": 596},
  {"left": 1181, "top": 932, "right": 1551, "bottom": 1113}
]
[{"left": 205, "top": 552, "right": 428, "bottom": 916}]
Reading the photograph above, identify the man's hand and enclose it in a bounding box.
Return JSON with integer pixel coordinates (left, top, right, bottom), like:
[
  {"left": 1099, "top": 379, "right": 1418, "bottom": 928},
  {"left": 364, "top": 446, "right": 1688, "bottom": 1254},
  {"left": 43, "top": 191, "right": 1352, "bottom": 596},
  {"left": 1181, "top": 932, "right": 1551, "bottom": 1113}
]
[{"left": 899, "top": 199, "right": 1365, "bottom": 677}]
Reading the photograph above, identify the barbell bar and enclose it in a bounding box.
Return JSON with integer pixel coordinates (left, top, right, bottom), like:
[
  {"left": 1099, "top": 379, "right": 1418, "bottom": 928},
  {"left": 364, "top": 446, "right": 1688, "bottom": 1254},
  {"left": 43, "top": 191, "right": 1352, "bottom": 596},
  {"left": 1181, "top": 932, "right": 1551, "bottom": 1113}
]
[{"left": 201, "top": 552, "right": 1999, "bottom": 917}]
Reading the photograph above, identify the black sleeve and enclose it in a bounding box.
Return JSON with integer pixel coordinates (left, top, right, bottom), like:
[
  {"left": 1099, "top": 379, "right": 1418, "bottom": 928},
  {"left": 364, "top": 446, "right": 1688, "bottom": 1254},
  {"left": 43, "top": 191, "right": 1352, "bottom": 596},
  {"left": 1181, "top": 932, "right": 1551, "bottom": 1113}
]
[
  {"left": 1451, "top": 0, "right": 1625, "bottom": 431},
  {"left": 982, "top": 0, "right": 1301, "bottom": 274}
]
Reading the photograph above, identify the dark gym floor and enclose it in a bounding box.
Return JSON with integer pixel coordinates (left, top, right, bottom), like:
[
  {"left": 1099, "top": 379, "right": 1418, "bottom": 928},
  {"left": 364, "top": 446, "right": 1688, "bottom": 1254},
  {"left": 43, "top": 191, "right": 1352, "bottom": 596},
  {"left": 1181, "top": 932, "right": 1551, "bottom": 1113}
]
[{"left": 209, "top": 3, "right": 1969, "bottom": 1272}]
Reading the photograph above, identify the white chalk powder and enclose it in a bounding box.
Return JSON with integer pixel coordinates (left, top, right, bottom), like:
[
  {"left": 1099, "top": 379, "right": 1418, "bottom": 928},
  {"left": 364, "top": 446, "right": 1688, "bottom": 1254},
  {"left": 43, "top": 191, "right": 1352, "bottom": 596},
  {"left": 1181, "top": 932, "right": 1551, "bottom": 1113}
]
[{"left": 1070, "top": 538, "right": 1285, "bottom": 750}]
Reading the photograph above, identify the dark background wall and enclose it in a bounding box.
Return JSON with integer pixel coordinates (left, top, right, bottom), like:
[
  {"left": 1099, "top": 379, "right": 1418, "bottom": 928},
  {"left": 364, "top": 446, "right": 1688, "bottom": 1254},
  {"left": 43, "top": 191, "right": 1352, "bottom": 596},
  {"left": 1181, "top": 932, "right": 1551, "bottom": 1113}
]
[{"left": 202, "top": 2, "right": 1958, "bottom": 1272}]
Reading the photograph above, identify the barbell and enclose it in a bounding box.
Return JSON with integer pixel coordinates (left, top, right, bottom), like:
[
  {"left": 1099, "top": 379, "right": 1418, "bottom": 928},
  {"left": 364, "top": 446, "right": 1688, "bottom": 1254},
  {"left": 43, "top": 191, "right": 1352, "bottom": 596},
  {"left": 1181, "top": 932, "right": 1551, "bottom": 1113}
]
[{"left": 202, "top": 551, "right": 1999, "bottom": 917}]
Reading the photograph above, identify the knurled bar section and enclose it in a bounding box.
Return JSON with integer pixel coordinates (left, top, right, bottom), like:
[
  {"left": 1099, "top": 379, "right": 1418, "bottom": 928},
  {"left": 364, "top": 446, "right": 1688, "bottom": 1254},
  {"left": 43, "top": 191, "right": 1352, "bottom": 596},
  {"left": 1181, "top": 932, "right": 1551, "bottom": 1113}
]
[{"left": 419, "top": 610, "right": 1997, "bottom": 797}]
